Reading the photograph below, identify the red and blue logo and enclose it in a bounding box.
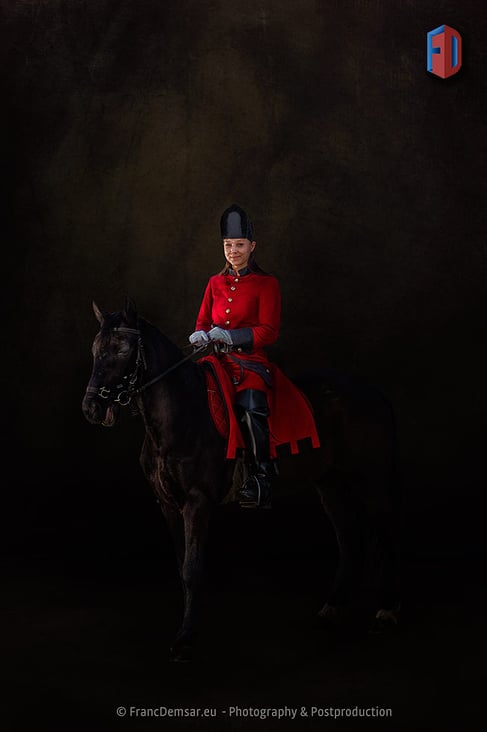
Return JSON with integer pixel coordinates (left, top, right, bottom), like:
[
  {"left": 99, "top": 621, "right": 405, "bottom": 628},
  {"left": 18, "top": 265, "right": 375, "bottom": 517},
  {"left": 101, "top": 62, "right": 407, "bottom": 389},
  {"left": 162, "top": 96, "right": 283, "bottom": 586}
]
[{"left": 427, "top": 25, "right": 462, "bottom": 79}]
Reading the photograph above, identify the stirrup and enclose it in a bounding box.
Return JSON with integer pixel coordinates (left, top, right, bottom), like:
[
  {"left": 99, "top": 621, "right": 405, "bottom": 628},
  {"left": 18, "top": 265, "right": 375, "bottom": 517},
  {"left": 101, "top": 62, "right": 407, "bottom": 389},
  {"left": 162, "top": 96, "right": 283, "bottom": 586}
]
[{"left": 238, "top": 475, "right": 272, "bottom": 510}]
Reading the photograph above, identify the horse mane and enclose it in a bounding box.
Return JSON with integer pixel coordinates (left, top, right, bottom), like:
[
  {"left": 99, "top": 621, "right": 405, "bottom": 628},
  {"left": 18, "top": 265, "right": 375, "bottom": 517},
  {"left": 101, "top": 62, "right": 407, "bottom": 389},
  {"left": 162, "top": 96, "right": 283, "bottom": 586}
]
[
  {"left": 100, "top": 311, "right": 183, "bottom": 358},
  {"left": 138, "top": 316, "right": 185, "bottom": 361},
  {"left": 137, "top": 316, "right": 206, "bottom": 392}
]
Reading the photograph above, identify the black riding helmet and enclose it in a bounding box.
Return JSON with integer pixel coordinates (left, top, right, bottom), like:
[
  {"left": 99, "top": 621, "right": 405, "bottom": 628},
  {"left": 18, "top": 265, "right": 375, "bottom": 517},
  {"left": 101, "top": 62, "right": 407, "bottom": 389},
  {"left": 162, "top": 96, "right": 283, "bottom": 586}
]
[{"left": 220, "top": 203, "right": 254, "bottom": 241}]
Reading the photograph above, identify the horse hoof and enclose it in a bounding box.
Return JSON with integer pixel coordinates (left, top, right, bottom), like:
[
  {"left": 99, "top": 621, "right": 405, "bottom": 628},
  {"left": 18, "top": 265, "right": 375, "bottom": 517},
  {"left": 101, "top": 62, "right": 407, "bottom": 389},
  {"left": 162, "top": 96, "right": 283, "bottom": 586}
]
[
  {"left": 169, "top": 644, "right": 193, "bottom": 662},
  {"left": 318, "top": 603, "right": 337, "bottom": 622},
  {"left": 171, "top": 652, "right": 192, "bottom": 663},
  {"left": 169, "top": 635, "right": 194, "bottom": 662},
  {"left": 317, "top": 603, "right": 349, "bottom": 626},
  {"left": 369, "top": 608, "right": 400, "bottom": 635}
]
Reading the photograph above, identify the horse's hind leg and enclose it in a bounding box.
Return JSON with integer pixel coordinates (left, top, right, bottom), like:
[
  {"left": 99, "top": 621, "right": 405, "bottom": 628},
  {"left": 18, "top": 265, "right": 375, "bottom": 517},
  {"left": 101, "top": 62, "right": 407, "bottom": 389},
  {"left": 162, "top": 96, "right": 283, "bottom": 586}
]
[
  {"left": 316, "top": 469, "right": 366, "bottom": 626},
  {"left": 170, "top": 494, "right": 211, "bottom": 661},
  {"left": 370, "top": 510, "right": 401, "bottom": 633}
]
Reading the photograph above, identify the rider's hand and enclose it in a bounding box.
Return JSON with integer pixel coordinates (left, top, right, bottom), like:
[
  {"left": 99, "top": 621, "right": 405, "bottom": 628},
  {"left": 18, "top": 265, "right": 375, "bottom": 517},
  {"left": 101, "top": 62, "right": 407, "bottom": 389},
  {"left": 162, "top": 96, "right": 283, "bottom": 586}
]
[
  {"left": 208, "top": 327, "right": 233, "bottom": 346},
  {"left": 188, "top": 330, "right": 210, "bottom": 347}
]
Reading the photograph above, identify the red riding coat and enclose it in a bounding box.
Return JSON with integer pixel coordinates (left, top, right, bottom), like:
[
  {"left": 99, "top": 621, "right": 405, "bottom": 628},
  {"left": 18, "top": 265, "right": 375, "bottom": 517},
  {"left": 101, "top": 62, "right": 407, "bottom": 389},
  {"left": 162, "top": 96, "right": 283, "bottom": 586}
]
[{"left": 195, "top": 269, "right": 320, "bottom": 458}]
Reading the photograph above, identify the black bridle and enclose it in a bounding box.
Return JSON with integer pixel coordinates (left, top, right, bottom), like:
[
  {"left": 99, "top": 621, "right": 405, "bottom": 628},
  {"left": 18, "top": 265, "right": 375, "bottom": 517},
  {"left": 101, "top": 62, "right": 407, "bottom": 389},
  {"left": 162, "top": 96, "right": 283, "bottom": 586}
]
[{"left": 86, "top": 325, "right": 208, "bottom": 407}]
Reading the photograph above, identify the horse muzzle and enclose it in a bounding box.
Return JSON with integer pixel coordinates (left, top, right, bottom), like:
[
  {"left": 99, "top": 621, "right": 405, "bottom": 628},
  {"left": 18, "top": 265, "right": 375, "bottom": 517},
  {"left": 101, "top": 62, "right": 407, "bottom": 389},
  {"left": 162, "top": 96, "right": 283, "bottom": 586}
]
[{"left": 82, "top": 394, "right": 120, "bottom": 427}]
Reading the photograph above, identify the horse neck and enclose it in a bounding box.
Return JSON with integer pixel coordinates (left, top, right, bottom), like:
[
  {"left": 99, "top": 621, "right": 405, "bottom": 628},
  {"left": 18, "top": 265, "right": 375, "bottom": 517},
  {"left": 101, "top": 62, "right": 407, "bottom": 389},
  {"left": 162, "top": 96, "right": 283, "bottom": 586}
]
[
  {"left": 138, "top": 317, "right": 184, "bottom": 373},
  {"left": 136, "top": 319, "right": 204, "bottom": 440}
]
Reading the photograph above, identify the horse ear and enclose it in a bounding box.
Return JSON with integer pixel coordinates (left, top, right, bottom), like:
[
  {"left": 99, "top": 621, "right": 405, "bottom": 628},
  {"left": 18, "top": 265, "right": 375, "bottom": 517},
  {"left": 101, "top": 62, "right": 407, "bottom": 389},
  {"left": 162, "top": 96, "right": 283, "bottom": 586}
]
[
  {"left": 92, "top": 301, "right": 106, "bottom": 324},
  {"left": 123, "top": 296, "right": 138, "bottom": 326}
]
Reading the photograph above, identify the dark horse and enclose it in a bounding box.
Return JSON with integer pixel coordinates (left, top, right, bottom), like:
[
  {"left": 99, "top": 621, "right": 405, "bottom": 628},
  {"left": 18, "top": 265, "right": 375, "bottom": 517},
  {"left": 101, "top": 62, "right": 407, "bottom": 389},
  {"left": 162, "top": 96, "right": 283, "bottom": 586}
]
[{"left": 82, "top": 299, "right": 400, "bottom": 660}]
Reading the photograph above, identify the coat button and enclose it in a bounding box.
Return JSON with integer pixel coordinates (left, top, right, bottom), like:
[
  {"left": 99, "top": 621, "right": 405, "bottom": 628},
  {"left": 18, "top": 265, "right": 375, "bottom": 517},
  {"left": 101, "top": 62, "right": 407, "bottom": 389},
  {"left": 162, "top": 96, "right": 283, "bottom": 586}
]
[
  {"left": 225, "top": 320, "right": 230, "bottom": 325},
  {"left": 225, "top": 308, "right": 231, "bottom": 314},
  {"left": 234, "top": 278, "right": 239, "bottom": 282},
  {"left": 237, "top": 347, "right": 242, "bottom": 353},
  {"left": 230, "top": 286, "right": 236, "bottom": 291},
  {"left": 227, "top": 298, "right": 233, "bottom": 302}
]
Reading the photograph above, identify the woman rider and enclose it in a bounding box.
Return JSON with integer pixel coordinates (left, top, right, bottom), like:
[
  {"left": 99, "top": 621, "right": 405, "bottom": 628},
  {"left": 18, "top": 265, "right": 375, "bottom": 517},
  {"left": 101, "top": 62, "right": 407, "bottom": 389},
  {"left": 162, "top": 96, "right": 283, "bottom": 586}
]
[{"left": 189, "top": 203, "right": 319, "bottom": 508}]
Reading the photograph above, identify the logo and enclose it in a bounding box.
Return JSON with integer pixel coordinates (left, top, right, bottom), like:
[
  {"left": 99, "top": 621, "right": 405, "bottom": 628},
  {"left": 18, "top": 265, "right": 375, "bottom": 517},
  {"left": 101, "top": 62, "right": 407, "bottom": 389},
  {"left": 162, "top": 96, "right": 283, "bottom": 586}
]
[{"left": 427, "top": 25, "right": 462, "bottom": 78}]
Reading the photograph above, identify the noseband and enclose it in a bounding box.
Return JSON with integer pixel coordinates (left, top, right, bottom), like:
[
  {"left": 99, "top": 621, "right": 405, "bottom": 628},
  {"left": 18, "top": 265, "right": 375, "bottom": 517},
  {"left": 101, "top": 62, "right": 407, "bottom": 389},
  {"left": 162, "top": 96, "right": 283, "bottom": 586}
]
[
  {"left": 86, "top": 326, "right": 146, "bottom": 406},
  {"left": 87, "top": 325, "right": 208, "bottom": 407}
]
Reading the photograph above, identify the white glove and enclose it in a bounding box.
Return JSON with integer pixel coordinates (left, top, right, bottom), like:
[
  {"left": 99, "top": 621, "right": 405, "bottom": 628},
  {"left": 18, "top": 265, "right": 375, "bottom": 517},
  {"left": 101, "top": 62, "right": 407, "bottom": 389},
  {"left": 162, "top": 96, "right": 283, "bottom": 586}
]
[
  {"left": 208, "top": 327, "right": 233, "bottom": 345},
  {"left": 189, "top": 330, "right": 209, "bottom": 347}
]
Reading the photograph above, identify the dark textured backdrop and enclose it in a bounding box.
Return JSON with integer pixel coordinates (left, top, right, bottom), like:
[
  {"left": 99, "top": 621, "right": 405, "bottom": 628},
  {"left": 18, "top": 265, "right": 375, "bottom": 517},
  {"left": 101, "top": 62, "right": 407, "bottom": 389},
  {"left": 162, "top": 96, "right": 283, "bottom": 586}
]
[{"left": 3, "top": 0, "right": 487, "bottom": 558}]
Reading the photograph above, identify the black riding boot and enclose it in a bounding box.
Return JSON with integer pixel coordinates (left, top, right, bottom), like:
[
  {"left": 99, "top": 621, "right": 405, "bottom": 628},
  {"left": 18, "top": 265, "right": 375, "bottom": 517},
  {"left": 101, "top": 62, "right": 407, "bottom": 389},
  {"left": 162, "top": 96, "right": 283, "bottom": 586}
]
[{"left": 235, "top": 389, "right": 275, "bottom": 509}]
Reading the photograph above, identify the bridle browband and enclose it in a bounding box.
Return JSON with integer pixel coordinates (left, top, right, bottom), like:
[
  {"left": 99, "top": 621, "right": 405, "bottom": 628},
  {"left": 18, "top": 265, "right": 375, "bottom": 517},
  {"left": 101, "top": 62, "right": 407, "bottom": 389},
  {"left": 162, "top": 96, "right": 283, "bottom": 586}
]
[{"left": 86, "top": 325, "right": 208, "bottom": 407}]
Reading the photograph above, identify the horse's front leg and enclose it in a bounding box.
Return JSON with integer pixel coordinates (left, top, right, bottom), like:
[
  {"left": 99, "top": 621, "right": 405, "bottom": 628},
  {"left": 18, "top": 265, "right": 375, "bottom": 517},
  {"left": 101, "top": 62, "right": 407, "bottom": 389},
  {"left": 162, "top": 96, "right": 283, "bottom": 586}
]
[
  {"left": 169, "top": 493, "right": 211, "bottom": 661},
  {"left": 158, "top": 500, "right": 185, "bottom": 577}
]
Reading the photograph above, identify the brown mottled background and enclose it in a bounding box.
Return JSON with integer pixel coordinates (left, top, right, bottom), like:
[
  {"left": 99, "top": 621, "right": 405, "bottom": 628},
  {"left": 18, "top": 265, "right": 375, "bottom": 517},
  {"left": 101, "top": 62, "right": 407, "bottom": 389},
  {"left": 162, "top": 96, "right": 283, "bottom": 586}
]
[
  {"left": 2, "top": 1, "right": 486, "bottom": 728},
  {"left": 4, "top": 0, "right": 486, "bottom": 554}
]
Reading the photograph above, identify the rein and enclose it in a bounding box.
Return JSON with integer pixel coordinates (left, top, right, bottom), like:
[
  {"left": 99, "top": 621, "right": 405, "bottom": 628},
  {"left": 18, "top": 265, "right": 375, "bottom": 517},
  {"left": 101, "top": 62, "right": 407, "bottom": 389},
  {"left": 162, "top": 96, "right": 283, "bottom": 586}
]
[{"left": 87, "top": 325, "right": 209, "bottom": 407}]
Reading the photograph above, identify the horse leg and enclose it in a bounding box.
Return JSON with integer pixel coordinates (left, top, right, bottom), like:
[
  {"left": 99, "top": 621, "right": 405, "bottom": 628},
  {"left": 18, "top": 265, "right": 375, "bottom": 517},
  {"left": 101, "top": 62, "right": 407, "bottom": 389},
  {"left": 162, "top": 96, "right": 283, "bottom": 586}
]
[
  {"left": 169, "top": 494, "right": 211, "bottom": 661},
  {"left": 370, "top": 510, "right": 401, "bottom": 633},
  {"left": 316, "top": 469, "right": 366, "bottom": 627},
  {"left": 141, "top": 444, "right": 186, "bottom": 577},
  {"left": 158, "top": 500, "right": 185, "bottom": 578}
]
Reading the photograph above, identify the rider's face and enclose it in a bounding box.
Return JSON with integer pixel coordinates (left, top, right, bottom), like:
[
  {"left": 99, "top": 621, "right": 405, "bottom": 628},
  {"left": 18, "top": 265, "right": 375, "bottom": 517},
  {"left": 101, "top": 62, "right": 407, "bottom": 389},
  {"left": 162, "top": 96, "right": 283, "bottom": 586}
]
[{"left": 223, "top": 238, "right": 256, "bottom": 273}]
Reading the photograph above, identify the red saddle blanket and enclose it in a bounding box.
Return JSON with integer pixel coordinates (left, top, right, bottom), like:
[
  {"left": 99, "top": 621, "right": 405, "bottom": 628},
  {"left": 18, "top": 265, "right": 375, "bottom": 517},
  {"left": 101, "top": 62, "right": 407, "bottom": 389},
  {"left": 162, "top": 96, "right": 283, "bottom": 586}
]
[
  {"left": 201, "top": 360, "right": 245, "bottom": 458},
  {"left": 200, "top": 354, "right": 320, "bottom": 460}
]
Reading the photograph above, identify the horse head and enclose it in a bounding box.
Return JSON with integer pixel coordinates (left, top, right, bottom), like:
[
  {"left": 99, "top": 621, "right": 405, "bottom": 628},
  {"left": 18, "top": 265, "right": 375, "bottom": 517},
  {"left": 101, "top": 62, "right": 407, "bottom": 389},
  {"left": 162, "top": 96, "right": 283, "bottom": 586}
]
[{"left": 82, "top": 297, "right": 143, "bottom": 427}]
